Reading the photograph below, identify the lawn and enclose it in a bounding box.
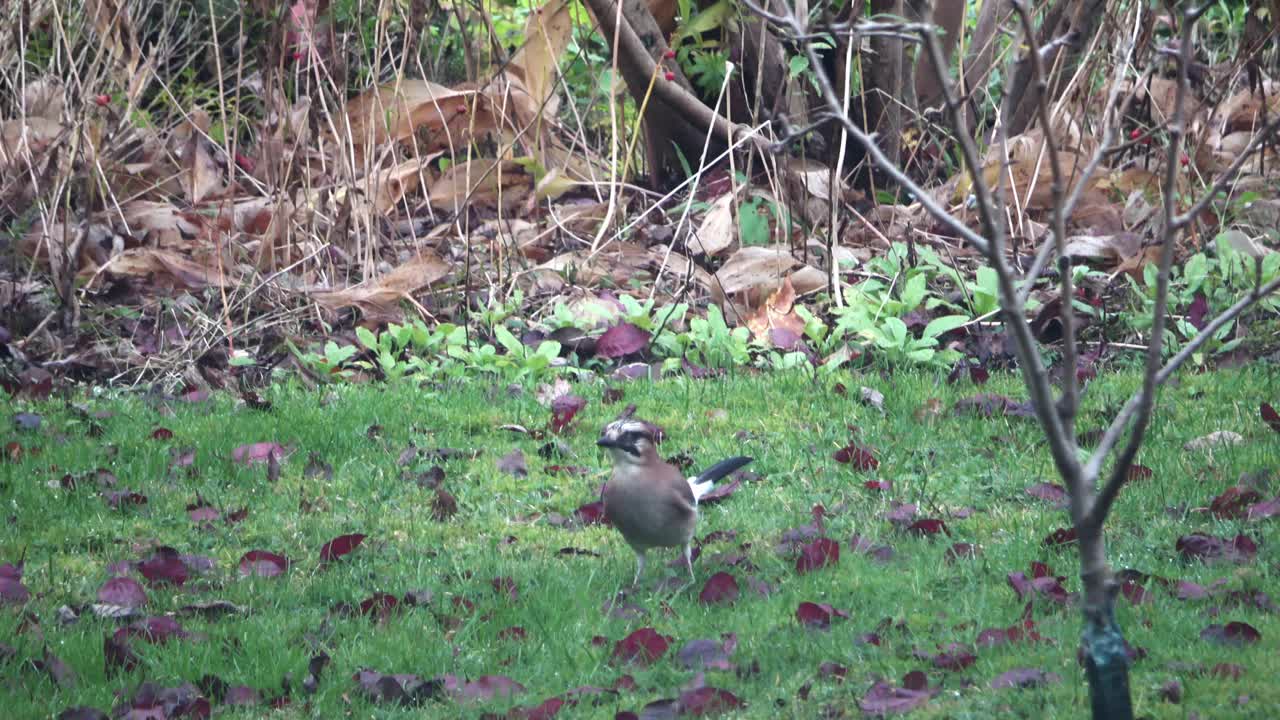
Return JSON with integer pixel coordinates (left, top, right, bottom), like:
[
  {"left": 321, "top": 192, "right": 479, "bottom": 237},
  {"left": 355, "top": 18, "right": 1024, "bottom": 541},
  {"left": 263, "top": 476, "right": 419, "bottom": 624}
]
[{"left": 2, "top": 366, "right": 1278, "bottom": 718}]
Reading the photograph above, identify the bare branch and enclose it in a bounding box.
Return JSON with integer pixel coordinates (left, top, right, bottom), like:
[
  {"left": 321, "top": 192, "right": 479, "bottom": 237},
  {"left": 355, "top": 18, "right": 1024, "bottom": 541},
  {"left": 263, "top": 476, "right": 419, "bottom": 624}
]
[
  {"left": 1011, "top": 0, "right": 1078, "bottom": 430},
  {"left": 1016, "top": 13, "right": 1144, "bottom": 307},
  {"left": 1174, "top": 112, "right": 1280, "bottom": 228},
  {"left": 738, "top": 0, "right": 993, "bottom": 255},
  {"left": 913, "top": 5, "right": 1081, "bottom": 485},
  {"left": 1085, "top": 272, "right": 1280, "bottom": 528},
  {"left": 1087, "top": 9, "right": 1202, "bottom": 498}
]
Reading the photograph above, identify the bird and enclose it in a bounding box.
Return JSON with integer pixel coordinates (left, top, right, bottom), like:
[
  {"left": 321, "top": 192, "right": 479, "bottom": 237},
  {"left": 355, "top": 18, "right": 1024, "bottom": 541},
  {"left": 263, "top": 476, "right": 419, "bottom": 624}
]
[{"left": 597, "top": 418, "right": 753, "bottom": 585}]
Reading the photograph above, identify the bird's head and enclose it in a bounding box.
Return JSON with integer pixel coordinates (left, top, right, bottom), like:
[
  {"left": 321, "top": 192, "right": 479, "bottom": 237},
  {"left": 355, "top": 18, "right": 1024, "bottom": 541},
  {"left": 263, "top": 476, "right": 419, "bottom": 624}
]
[{"left": 597, "top": 419, "right": 660, "bottom": 465}]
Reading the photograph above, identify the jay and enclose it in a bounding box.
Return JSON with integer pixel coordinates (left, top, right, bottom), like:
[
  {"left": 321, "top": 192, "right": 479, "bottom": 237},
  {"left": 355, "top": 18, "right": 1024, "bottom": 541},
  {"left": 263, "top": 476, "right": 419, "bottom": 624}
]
[{"left": 597, "top": 418, "right": 753, "bottom": 585}]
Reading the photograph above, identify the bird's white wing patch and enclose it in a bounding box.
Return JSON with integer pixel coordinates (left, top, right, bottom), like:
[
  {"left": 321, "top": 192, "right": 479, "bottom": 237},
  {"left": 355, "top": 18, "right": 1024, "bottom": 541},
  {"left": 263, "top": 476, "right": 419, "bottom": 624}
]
[{"left": 688, "top": 476, "right": 714, "bottom": 503}]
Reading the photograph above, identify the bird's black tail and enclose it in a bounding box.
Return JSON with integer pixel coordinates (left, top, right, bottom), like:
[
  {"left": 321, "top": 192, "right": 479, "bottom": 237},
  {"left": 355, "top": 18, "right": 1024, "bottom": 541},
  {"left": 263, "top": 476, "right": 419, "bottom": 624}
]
[{"left": 696, "top": 456, "right": 754, "bottom": 485}]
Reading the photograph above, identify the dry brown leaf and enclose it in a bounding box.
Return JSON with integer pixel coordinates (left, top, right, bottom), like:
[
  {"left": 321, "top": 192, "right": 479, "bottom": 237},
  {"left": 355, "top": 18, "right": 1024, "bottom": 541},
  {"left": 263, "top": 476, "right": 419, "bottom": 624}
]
[
  {"left": 428, "top": 159, "right": 533, "bottom": 212},
  {"left": 1063, "top": 233, "right": 1142, "bottom": 265},
  {"left": 522, "top": 242, "right": 653, "bottom": 293},
  {"left": 344, "top": 79, "right": 478, "bottom": 151},
  {"left": 982, "top": 129, "right": 1088, "bottom": 210},
  {"left": 689, "top": 192, "right": 736, "bottom": 256},
  {"left": 745, "top": 276, "right": 806, "bottom": 345},
  {"left": 312, "top": 252, "right": 451, "bottom": 321},
  {"left": 84, "top": 0, "right": 149, "bottom": 91},
  {"left": 183, "top": 135, "right": 231, "bottom": 203},
  {"left": 713, "top": 245, "right": 800, "bottom": 299},
  {"left": 121, "top": 202, "right": 209, "bottom": 250},
  {"left": 507, "top": 0, "right": 574, "bottom": 117},
  {"left": 366, "top": 154, "right": 442, "bottom": 213},
  {"left": 1, "top": 117, "right": 64, "bottom": 173},
  {"left": 98, "top": 248, "right": 234, "bottom": 290}
]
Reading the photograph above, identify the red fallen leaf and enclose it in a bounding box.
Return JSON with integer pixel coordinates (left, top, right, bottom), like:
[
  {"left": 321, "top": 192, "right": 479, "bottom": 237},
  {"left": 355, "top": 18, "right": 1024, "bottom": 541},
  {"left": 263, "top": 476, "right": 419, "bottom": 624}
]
[
  {"left": 1201, "top": 621, "right": 1261, "bottom": 646},
  {"left": 498, "top": 626, "right": 527, "bottom": 642},
  {"left": 1043, "top": 527, "right": 1079, "bottom": 548},
  {"left": 238, "top": 550, "right": 289, "bottom": 578},
  {"left": 104, "top": 632, "right": 140, "bottom": 673},
  {"left": 0, "top": 574, "right": 29, "bottom": 604},
  {"left": 359, "top": 593, "right": 399, "bottom": 620},
  {"left": 138, "top": 547, "right": 188, "bottom": 587},
  {"left": 460, "top": 675, "right": 525, "bottom": 702},
  {"left": 151, "top": 427, "right": 173, "bottom": 440},
  {"left": 115, "top": 617, "right": 188, "bottom": 646},
  {"left": 232, "top": 442, "right": 286, "bottom": 464},
  {"left": 944, "top": 543, "right": 980, "bottom": 562},
  {"left": 550, "top": 395, "right": 587, "bottom": 434},
  {"left": 863, "top": 479, "right": 892, "bottom": 492},
  {"left": 187, "top": 501, "right": 220, "bottom": 523},
  {"left": 596, "top": 323, "right": 649, "bottom": 358},
  {"left": 677, "top": 687, "right": 743, "bottom": 714},
  {"left": 319, "top": 533, "right": 366, "bottom": 563},
  {"left": 1176, "top": 533, "right": 1257, "bottom": 564},
  {"left": 98, "top": 576, "right": 148, "bottom": 608},
  {"left": 833, "top": 444, "right": 878, "bottom": 470},
  {"left": 1209, "top": 663, "right": 1245, "bottom": 680},
  {"left": 1025, "top": 482, "right": 1068, "bottom": 506},
  {"left": 612, "top": 628, "right": 670, "bottom": 666},
  {"left": 506, "top": 697, "right": 565, "bottom": 719},
  {"left": 848, "top": 535, "right": 896, "bottom": 563},
  {"left": 882, "top": 502, "right": 918, "bottom": 526},
  {"left": 676, "top": 636, "right": 736, "bottom": 671},
  {"left": 102, "top": 490, "right": 148, "bottom": 509},
  {"left": 1261, "top": 403, "right": 1280, "bottom": 433},
  {"left": 1159, "top": 679, "right": 1183, "bottom": 703},
  {"left": 795, "top": 538, "right": 840, "bottom": 573},
  {"left": 1210, "top": 486, "right": 1263, "bottom": 519},
  {"left": 1127, "top": 464, "right": 1153, "bottom": 481},
  {"left": 573, "top": 501, "right": 609, "bottom": 526},
  {"left": 795, "top": 602, "right": 849, "bottom": 630},
  {"left": 1007, "top": 571, "right": 1070, "bottom": 605},
  {"left": 991, "top": 668, "right": 1062, "bottom": 689},
  {"left": 698, "top": 478, "right": 741, "bottom": 504},
  {"left": 818, "top": 661, "right": 848, "bottom": 681},
  {"left": 906, "top": 519, "right": 949, "bottom": 537},
  {"left": 918, "top": 643, "right": 976, "bottom": 671},
  {"left": 1248, "top": 497, "right": 1280, "bottom": 520},
  {"left": 698, "top": 572, "right": 739, "bottom": 605},
  {"left": 859, "top": 671, "right": 937, "bottom": 715},
  {"left": 492, "top": 576, "right": 518, "bottom": 602}
]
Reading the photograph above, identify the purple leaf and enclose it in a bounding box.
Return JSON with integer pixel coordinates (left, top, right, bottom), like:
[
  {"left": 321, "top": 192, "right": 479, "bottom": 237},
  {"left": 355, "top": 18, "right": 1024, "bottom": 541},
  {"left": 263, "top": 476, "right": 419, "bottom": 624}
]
[
  {"left": 1201, "top": 621, "right": 1261, "bottom": 646},
  {"left": 238, "top": 550, "right": 289, "bottom": 578},
  {"left": 596, "top": 323, "right": 649, "bottom": 358},
  {"left": 859, "top": 672, "right": 937, "bottom": 715},
  {"left": 98, "top": 577, "right": 148, "bottom": 608},
  {"left": 698, "top": 572, "right": 739, "bottom": 605},
  {"left": 612, "top": 628, "right": 670, "bottom": 666},
  {"left": 319, "top": 533, "right": 366, "bottom": 563},
  {"left": 795, "top": 538, "right": 840, "bottom": 574}
]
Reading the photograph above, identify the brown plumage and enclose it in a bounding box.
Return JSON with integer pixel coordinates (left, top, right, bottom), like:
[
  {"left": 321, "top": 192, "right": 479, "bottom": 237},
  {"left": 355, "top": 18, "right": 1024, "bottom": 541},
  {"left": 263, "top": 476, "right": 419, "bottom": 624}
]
[{"left": 597, "top": 419, "right": 752, "bottom": 585}]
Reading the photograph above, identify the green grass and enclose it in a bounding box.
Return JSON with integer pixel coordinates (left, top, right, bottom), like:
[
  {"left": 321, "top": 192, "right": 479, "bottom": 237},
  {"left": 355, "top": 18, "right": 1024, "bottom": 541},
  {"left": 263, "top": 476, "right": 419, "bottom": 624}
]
[{"left": 2, "top": 366, "right": 1279, "bottom": 718}]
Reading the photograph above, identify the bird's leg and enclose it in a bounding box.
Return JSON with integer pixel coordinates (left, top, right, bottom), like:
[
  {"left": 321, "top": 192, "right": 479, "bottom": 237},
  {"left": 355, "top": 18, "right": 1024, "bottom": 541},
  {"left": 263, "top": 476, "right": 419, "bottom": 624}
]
[
  {"left": 682, "top": 543, "right": 695, "bottom": 583},
  {"left": 631, "top": 550, "right": 646, "bottom": 586}
]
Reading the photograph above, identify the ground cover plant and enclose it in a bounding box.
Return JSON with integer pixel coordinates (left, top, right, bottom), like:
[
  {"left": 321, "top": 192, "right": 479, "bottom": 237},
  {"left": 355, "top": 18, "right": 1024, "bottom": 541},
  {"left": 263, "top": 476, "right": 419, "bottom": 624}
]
[{"left": 2, "top": 367, "right": 1279, "bottom": 718}]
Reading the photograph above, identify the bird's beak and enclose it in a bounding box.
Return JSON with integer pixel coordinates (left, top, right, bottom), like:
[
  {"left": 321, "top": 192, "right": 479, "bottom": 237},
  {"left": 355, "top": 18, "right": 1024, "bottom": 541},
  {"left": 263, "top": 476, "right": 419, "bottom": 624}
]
[{"left": 596, "top": 437, "right": 615, "bottom": 449}]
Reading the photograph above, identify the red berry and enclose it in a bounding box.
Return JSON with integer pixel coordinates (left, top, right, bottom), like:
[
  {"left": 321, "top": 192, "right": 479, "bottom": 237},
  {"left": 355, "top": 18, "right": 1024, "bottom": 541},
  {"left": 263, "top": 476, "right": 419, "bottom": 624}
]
[
  {"left": 1180, "top": 154, "right": 1189, "bottom": 166},
  {"left": 1129, "top": 128, "right": 1141, "bottom": 140},
  {"left": 664, "top": 71, "right": 675, "bottom": 81},
  {"left": 664, "top": 49, "right": 676, "bottom": 59},
  {"left": 291, "top": 51, "right": 303, "bottom": 62},
  {"left": 234, "top": 153, "right": 256, "bottom": 173},
  {"left": 94, "top": 94, "right": 110, "bottom": 107}
]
